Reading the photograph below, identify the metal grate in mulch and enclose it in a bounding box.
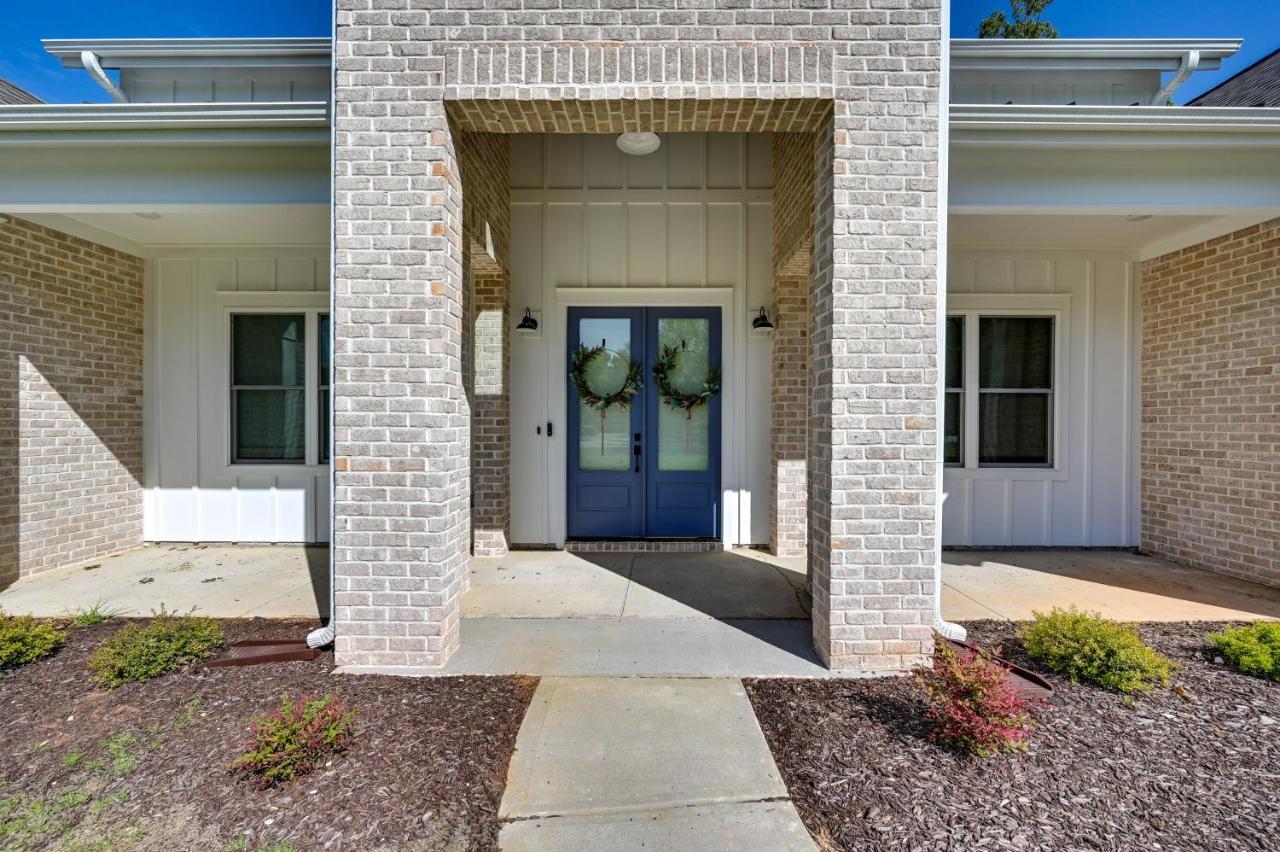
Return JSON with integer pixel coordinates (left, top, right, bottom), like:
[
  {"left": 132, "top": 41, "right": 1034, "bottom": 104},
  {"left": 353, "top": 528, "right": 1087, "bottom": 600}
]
[{"left": 205, "top": 639, "right": 321, "bottom": 668}]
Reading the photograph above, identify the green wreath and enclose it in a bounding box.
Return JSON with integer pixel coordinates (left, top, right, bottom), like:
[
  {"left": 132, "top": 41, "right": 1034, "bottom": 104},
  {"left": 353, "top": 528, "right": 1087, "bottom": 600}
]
[
  {"left": 570, "top": 343, "right": 643, "bottom": 411},
  {"left": 653, "top": 343, "right": 720, "bottom": 420}
]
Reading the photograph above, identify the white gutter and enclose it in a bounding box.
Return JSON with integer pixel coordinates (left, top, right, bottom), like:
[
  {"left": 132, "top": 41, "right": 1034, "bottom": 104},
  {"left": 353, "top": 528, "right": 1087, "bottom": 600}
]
[
  {"left": 933, "top": 1, "right": 966, "bottom": 645},
  {"left": 1152, "top": 50, "right": 1200, "bottom": 105},
  {"left": 79, "top": 51, "right": 127, "bottom": 103},
  {"left": 0, "top": 101, "right": 330, "bottom": 132}
]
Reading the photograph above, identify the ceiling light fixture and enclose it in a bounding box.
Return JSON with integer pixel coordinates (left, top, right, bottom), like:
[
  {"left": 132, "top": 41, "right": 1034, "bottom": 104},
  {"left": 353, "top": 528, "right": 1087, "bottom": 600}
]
[{"left": 616, "top": 132, "right": 661, "bottom": 156}]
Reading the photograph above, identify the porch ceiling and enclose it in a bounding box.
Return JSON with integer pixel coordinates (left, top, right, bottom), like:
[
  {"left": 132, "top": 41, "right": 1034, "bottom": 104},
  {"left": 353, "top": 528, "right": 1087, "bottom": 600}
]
[{"left": 445, "top": 97, "right": 832, "bottom": 134}]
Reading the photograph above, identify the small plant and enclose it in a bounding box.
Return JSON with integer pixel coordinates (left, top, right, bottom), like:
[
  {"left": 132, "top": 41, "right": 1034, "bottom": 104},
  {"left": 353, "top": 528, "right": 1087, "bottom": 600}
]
[
  {"left": 235, "top": 695, "right": 356, "bottom": 788},
  {"left": 88, "top": 607, "right": 223, "bottom": 688},
  {"left": 1018, "top": 607, "right": 1174, "bottom": 694},
  {"left": 915, "top": 642, "right": 1037, "bottom": 757},
  {"left": 67, "top": 601, "right": 126, "bottom": 628},
  {"left": 0, "top": 612, "right": 65, "bottom": 672},
  {"left": 1208, "top": 621, "right": 1280, "bottom": 682}
]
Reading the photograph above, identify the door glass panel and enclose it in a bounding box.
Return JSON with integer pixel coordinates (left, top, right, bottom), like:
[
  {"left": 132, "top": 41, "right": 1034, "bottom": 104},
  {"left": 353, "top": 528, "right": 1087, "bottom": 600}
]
[
  {"left": 578, "top": 318, "right": 634, "bottom": 471},
  {"left": 657, "top": 317, "right": 711, "bottom": 472}
]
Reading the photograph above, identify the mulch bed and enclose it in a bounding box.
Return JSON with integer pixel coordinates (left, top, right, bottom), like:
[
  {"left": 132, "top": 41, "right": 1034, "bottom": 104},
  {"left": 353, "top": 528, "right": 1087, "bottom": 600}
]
[
  {"left": 0, "top": 618, "right": 537, "bottom": 851},
  {"left": 746, "top": 621, "right": 1278, "bottom": 852}
]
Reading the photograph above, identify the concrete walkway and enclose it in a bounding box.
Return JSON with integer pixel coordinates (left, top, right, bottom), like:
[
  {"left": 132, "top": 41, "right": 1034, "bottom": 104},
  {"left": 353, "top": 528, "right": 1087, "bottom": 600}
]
[
  {"left": 0, "top": 544, "right": 327, "bottom": 619},
  {"left": 498, "top": 677, "right": 815, "bottom": 851}
]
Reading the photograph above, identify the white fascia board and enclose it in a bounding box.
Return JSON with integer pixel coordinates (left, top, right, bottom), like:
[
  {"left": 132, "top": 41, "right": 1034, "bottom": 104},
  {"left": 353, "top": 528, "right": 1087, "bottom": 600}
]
[
  {"left": 950, "top": 105, "right": 1280, "bottom": 148},
  {"left": 43, "top": 38, "right": 331, "bottom": 69},
  {"left": 0, "top": 102, "right": 330, "bottom": 145},
  {"left": 951, "top": 38, "right": 1240, "bottom": 71}
]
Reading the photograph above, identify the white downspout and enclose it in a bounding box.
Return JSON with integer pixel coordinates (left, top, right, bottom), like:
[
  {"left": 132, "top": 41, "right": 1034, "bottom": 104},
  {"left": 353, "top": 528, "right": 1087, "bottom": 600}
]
[
  {"left": 1152, "top": 50, "right": 1200, "bottom": 106},
  {"left": 933, "top": 5, "right": 966, "bottom": 644},
  {"left": 80, "top": 51, "right": 127, "bottom": 103}
]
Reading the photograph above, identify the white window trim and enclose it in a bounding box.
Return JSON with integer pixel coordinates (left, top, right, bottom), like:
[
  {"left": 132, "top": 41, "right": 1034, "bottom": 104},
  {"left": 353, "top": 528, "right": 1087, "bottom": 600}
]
[
  {"left": 946, "top": 293, "right": 1071, "bottom": 482},
  {"left": 220, "top": 301, "right": 329, "bottom": 470}
]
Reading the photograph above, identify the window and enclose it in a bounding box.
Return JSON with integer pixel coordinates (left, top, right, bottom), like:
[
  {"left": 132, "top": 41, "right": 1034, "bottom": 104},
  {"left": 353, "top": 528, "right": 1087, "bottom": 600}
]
[
  {"left": 945, "top": 311, "right": 1057, "bottom": 469},
  {"left": 318, "top": 314, "right": 331, "bottom": 463},
  {"left": 230, "top": 312, "right": 330, "bottom": 466}
]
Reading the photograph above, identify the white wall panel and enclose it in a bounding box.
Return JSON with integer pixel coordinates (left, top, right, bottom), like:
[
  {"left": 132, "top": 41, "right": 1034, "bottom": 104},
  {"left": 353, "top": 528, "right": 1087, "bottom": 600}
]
[
  {"left": 508, "top": 133, "right": 774, "bottom": 546},
  {"left": 943, "top": 249, "right": 1139, "bottom": 547},
  {"left": 146, "top": 247, "right": 330, "bottom": 544}
]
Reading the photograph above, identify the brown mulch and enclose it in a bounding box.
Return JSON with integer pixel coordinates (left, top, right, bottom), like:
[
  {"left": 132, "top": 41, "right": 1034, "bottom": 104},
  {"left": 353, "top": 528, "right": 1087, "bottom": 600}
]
[
  {"left": 746, "top": 621, "right": 1279, "bottom": 852},
  {"left": 0, "top": 618, "right": 537, "bottom": 851}
]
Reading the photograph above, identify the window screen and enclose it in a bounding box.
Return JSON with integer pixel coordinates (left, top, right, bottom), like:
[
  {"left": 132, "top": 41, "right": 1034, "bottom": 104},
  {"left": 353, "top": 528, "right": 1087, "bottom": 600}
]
[{"left": 978, "top": 316, "right": 1053, "bottom": 466}]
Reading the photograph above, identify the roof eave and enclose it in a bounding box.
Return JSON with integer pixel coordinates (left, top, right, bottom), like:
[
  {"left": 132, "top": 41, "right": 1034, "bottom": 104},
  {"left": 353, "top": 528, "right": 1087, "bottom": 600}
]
[
  {"left": 950, "top": 104, "right": 1280, "bottom": 148},
  {"left": 42, "top": 38, "right": 332, "bottom": 69}
]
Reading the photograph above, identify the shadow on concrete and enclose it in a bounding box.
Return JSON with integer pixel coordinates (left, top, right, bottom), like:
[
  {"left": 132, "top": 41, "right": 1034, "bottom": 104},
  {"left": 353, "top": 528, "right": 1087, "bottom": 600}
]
[
  {"left": 944, "top": 549, "right": 1280, "bottom": 620},
  {"left": 304, "top": 545, "right": 331, "bottom": 624},
  {"left": 573, "top": 549, "right": 821, "bottom": 668}
]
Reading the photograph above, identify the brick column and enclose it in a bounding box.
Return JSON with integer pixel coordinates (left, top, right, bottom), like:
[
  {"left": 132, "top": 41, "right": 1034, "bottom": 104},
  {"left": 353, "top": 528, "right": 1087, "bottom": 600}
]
[
  {"left": 808, "top": 97, "right": 939, "bottom": 672},
  {"left": 332, "top": 95, "right": 468, "bottom": 671}
]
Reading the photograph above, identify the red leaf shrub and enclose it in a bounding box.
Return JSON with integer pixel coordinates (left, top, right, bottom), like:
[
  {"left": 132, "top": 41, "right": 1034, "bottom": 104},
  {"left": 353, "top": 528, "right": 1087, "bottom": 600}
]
[
  {"left": 915, "top": 643, "right": 1038, "bottom": 757},
  {"left": 235, "top": 694, "right": 356, "bottom": 788}
]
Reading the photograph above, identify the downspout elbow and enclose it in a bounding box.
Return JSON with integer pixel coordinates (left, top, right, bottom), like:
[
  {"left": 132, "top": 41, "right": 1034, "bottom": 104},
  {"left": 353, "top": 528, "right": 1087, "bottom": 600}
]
[
  {"left": 1152, "top": 50, "right": 1200, "bottom": 106},
  {"left": 79, "top": 51, "right": 128, "bottom": 104}
]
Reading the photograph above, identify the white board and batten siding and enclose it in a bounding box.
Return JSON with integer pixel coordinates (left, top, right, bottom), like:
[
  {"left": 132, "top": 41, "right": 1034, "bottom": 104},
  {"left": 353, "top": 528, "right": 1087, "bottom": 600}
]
[
  {"left": 144, "top": 249, "right": 331, "bottom": 544},
  {"left": 509, "top": 133, "right": 774, "bottom": 547},
  {"left": 943, "top": 249, "right": 1141, "bottom": 548}
]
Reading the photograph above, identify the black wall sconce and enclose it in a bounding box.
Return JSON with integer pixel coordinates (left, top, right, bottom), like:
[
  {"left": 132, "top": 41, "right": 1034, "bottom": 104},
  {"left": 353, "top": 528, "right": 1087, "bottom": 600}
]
[
  {"left": 515, "top": 307, "right": 539, "bottom": 334},
  {"left": 751, "top": 306, "right": 775, "bottom": 334}
]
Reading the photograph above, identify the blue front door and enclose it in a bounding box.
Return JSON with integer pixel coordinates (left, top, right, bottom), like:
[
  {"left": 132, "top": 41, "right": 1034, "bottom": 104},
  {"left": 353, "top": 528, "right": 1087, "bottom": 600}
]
[{"left": 567, "top": 307, "right": 721, "bottom": 539}]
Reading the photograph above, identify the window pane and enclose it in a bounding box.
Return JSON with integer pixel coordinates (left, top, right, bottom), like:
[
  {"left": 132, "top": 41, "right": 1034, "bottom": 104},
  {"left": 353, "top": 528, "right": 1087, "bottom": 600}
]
[
  {"left": 577, "top": 318, "right": 633, "bottom": 471},
  {"left": 657, "top": 318, "right": 711, "bottom": 472},
  {"left": 319, "top": 314, "right": 330, "bottom": 384},
  {"left": 233, "top": 314, "right": 304, "bottom": 387},
  {"left": 944, "top": 391, "right": 963, "bottom": 465},
  {"left": 945, "top": 316, "right": 964, "bottom": 389},
  {"left": 979, "top": 317, "right": 1052, "bottom": 389},
  {"left": 979, "top": 393, "right": 1050, "bottom": 465},
  {"left": 235, "top": 389, "right": 305, "bottom": 461},
  {"left": 319, "top": 389, "right": 330, "bottom": 463}
]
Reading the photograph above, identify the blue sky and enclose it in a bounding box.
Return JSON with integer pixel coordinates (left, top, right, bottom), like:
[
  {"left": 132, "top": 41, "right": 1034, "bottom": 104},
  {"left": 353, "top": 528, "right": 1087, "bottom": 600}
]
[{"left": 1, "top": 1, "right": 1276, "bottom": 104}]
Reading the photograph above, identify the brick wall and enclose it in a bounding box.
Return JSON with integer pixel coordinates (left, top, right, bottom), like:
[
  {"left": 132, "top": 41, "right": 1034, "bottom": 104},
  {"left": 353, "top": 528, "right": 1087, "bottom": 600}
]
[
  {"left": 1141, "top": 218, "right": 1280, "bottom": 587},
  {"left": 458, "top": 131, "right": 513, "bottom": 560},
  {"left": 0, "top": 217, "right": 144, "bottom": 584},
  {"left": 335, "top": 0, "right": 942, "bottom": 672},
  {"left": 770, "top": 132, "right": 815, "bottom": 558}
]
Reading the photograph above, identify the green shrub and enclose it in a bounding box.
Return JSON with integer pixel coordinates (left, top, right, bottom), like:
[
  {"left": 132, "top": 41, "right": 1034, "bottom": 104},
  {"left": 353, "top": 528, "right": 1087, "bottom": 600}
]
[
  {"left": 234, "top": 695, "right": 356, "bottom": 788},
  {"left": 1208, "top": 622, "right": 1280, "bottom": 682},
  {"left": 67, "top": 601, "right": 126, "bottom": 628},
  {"left": 0, "top": 613, "right": 65, "bottom": 671},
  {"left": 1017, "top": 607, "right": 1174, "bottom": 694},
  {"left": 88, "top": 609, "right": 223, "bottom": 688}
]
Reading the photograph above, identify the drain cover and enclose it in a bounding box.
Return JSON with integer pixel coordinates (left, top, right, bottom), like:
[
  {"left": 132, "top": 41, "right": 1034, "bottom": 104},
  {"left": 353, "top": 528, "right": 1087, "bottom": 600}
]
[{"left": 206, "top": 639, "right": 321, "bottom": 668}]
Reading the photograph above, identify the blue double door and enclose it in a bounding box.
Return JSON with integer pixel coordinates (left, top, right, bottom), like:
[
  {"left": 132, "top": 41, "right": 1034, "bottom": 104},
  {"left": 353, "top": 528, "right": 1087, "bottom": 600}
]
[{"left": 567, "top": 307, "right": 721, "bottom": 539}]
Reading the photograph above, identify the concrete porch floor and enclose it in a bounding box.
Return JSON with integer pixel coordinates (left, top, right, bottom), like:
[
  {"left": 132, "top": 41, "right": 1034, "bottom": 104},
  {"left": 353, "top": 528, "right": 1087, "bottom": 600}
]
[{"left": 1, "top": 543, "right": 1276, "bottom": 629}]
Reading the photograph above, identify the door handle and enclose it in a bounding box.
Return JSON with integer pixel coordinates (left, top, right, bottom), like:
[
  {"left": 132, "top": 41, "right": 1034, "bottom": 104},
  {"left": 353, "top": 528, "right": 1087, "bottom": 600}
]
[
  {"left": 547, "top": 421, "right": 553, "bottom": 438},
  {"left": 633, "top": 433, "right": 641, "bottom": 473}
]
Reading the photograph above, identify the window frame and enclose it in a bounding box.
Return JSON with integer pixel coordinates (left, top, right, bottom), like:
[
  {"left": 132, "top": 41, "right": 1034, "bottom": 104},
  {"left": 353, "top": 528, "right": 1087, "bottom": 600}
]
[
  {"left": 226, "top": 308, "right": 328, "bottom": 468},
  {"left": 944, "top": 294, "right": 1070, "bottom": 479}
]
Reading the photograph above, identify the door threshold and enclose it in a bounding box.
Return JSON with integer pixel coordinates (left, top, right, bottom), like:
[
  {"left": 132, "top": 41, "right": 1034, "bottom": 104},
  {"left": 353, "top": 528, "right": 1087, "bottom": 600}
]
[{"left": 564, "top": 538, "right": 722, "bottom": 553}]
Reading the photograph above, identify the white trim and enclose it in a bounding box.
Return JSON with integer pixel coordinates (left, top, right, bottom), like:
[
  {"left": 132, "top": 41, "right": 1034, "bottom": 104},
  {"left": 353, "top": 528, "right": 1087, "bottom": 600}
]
[
  {"left": 510, "top": 188, "right": 772, "bottom": 204},
  {"left": 946, "top": 294, "right": 1072, "bottom": 482},
  {"left": 951, "top": 38, "right": 1239, "bottom": 66},
  {"left": 951, "top": 104, "right": 1280, "bottom": 148},
  {"left": 1138, "top": 212, "right": 1280, "bottom": 260},
  {"left": 44, "top": 38, "right": 332, "bottom": 68},
  {"left": 549, "top": 286, "right": 738, "bottom": 550},
  {"left": 0, "top": 102, "right": 330, "bottom": 134}
]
